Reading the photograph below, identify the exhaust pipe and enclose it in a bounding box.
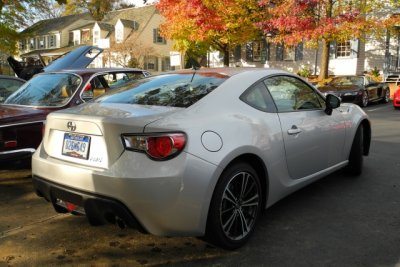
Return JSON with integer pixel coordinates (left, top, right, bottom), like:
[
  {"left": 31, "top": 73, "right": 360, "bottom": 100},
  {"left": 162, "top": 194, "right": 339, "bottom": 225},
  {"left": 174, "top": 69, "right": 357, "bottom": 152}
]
[{"left": 115, "top": 216, "right": 126, "bottom": 229}]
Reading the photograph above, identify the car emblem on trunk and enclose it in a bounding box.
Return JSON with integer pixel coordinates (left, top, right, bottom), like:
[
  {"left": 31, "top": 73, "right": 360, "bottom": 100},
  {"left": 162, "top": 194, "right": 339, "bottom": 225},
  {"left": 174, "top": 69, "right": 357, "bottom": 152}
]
[{"left": 67, "top": 121, "right": 77, "bottom": 131}]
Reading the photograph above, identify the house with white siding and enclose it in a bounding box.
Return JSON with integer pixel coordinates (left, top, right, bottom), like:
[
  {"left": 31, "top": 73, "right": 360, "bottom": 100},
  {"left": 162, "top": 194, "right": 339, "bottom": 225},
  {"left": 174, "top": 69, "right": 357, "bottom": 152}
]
[{"left": 18, "top": 5, "right": 180, "bottom": 73}]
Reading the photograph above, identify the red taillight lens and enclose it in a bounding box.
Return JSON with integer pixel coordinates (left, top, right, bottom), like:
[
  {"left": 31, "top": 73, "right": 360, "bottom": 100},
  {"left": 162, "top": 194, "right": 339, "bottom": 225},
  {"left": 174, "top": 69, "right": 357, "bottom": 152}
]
[
  {"left": 4, "top": 140, "right": 17, "bottom": 148},
  {"left": 84, "top": 84, "right": 92, "bottom": 91},
  {"left": 122, "top": 133, "right": 186, "bottom": 160}
]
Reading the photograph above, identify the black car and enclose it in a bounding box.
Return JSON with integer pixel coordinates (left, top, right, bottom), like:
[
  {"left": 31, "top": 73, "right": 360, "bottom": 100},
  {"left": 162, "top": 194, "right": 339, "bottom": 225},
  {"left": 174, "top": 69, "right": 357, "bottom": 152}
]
[{"left": 318, "top": 75, "right": 390, "bottom": 107}]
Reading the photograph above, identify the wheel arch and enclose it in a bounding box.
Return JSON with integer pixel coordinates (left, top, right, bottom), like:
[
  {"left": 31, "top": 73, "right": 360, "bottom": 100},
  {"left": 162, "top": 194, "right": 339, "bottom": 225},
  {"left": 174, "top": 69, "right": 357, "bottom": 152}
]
[
  {"left": 360, "top": 119, "right": 371, "bottom": 156},
  {"left": 219, "top": 153, "right": 269, "bottom": 210}
]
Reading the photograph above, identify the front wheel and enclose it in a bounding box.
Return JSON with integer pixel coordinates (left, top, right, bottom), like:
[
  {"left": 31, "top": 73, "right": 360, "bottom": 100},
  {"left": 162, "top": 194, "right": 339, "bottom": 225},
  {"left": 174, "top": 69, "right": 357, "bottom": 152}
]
[
  {"left": 346, "top": 126, "right": 364, "bottom": 176},
  {"left": 360, "top": 91, "right": 369, "bottom": 107},
  {"left": 205, "top": 162, "right": 262, "bottom": 250}
]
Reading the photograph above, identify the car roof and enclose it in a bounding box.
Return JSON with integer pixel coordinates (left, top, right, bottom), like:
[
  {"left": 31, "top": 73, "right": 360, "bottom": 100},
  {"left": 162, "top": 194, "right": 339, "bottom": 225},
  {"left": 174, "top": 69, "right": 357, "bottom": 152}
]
[
  {"left": 166, "top": 67, "right": 290, "bottom": 77},
  {"left": 41, "top": 68, "right": 147, "bottom": 75}
]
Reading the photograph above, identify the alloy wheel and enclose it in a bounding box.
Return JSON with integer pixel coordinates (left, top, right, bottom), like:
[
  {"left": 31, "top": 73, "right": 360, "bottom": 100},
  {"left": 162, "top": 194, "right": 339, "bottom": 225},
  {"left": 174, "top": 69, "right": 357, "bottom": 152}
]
[{"left": 219, "top": 171, "right": 260, "bottom": 241}]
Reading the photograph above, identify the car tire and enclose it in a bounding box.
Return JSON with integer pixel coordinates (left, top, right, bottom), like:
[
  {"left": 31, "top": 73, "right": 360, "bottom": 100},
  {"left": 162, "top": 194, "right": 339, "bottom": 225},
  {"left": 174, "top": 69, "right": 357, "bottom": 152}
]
[
  {"left": 346, "top": 126, "right": 364, "bottom": 176},
  {"left": 360, "top": 91, "right": 369, "bottom": 107},
  {"left": 382, "top": 89, "right": 390, "bottom": 103},
  {"left": 205, "top": 162, "right": 262, "bottom": 250}
]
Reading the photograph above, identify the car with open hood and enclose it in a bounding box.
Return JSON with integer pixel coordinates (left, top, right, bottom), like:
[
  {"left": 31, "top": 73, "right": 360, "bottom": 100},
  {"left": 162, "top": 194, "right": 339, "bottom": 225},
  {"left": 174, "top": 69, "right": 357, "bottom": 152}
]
[
  {"left": 0, "top": 46, "right": 150, "bottom": 164},
  {"left": 318, "top": 75, "right": 390, "bottom": 107},
  {"left": 32, "top": 68, "right": 371, "bottom": 249}
]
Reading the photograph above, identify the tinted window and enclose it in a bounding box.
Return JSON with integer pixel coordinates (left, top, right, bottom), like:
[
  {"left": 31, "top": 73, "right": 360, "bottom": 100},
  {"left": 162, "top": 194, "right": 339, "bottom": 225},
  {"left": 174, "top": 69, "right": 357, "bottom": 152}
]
[
  {"left": 265, "top": 76, "right": 324, "bottom": 112},
  {"left": 95, "top": 73, "right": 228, "bottom": 108},
  {"left": 0, "top": 78, "right": 24, "bottom": 103},
  {"left": 5, "top": 73, "right": 81, "bottom": 107},
  {"left": 241, "top": 82, "right": 269, "bottom": 111}
]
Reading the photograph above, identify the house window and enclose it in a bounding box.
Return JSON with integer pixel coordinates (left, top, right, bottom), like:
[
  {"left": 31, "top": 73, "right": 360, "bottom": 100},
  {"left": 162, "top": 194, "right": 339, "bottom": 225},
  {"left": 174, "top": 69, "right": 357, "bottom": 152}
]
[
  {"left": 39, "top": 36, "right": 45, "bottom": 49},
  {"left": 246, "top": 41, "right": 269, "bottom": 63},
  {"left": 153, "top": 29, "right": 166, "bottom": 44},
  {"left": 252, "top": 42, "right": 263, "bottom": 62},
  {"left": 162, "top": 57, "right": 174, "bottom": 71},
  {"left": 336, "top": 40, "right": 351, "bottom": 57},
  {"left": 94, "top": 30, "right": 100, "bottom": 44},
  {"left": 48, "top": 35, "right": 56, "bottom": 48},
  {"left": 19, "top": 40, "right": 26, "bottom": 50},
  {"left": 69, "top": 32, "right": 74, "bottom": 46},
  {"left": 276, "top": 42, "right": 303, "bottom": 61},
  {"left": 81, "top": 29, "right": 91, "bottom": 44},
  {"left": 30, "top": 38, "right": 35, "bottom": 49},
  {"left": 144, "top": 55, "right": 159, "bottom": 71},
  {"left": 284, "top": 46, "right": 295, "bottom": 61},
  {"left": 116, "top": 28, "right": 123, "bottom": 43}
]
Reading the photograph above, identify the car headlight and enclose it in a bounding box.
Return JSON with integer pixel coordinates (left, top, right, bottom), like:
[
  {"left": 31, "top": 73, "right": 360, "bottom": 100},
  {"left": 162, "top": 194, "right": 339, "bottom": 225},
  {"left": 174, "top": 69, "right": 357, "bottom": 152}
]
[{"left": 122, "top": 133, "right": 186, "bottom": 160}]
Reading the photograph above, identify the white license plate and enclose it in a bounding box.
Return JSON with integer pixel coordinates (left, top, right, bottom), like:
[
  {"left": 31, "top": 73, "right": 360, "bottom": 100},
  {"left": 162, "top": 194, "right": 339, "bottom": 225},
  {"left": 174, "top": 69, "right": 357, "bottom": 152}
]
[{"left": 62, "top": 133, "right": 91, "bottom": 160}]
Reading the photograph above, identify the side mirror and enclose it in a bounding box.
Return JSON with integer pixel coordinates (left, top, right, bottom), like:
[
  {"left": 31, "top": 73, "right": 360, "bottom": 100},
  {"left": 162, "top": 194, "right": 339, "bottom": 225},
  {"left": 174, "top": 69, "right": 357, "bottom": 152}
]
[{"left": 325, "top": 94, "right": 341, "bottom": 115}]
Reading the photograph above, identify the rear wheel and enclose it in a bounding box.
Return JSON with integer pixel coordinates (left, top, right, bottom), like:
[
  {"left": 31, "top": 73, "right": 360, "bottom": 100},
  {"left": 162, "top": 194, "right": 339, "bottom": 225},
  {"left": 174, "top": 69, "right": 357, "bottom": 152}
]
[
  {"left": 346, "top": 126, "right": 364, "bottom": 176},
  {"left": 205, "top": 162, "right": 262, "bottom": 250},
  {"left": 360, "top": 91, "right": 369, "bottom": 107},
  {"left": 382, "top": 89, "right": 390, "bottom": 103}
]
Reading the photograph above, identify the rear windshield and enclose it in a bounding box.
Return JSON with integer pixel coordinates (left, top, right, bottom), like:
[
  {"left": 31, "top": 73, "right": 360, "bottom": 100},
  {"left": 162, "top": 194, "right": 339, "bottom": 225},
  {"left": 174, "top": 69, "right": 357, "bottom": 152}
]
[
  {"left": 5, "top": 73, "right": 81, "bottom": 107},
  {"left": 95, "top": 72, "right": 228, "bottom": 108}
]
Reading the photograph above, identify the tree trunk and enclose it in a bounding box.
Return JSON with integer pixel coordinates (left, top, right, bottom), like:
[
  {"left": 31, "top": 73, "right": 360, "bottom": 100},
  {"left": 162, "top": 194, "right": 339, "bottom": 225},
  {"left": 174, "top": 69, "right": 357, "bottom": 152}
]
[
  {"left": 223, "top": 44, "right": 230, "bottom": 67},
  {"left": 319, "top": 39, "right": 330, "bottom": 80}
]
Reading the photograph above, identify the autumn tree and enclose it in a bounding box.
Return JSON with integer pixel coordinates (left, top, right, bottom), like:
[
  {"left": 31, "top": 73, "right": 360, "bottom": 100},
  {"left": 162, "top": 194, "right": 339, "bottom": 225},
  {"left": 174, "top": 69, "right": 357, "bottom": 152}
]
[
  {"left": 257, "top": 0, "right": 400, "bottom": 79},
  {"left": 157, "top": 0, "right": 262, "bottom": 66},
  {"left": 106, "top": 33, "right": 155, "bottom": 69},
  {"left": 0, "top": 0, "right": 67, "bottom": 54},
  {"left": 62, "top": 0, "right": 117, "bottom": 21}
]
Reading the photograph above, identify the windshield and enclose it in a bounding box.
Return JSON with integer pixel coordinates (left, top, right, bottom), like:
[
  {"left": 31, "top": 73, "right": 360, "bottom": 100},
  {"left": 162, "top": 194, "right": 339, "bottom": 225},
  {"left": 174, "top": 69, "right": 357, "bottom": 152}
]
[
  {"left": 330, "top": 76, "right": 364, "bottom": 87},
  {"left": 95, "top": 72, "right": 228, "bottom": 108},
  {"left": 4, "top": 73, "right": 81, "bottom": 107}
]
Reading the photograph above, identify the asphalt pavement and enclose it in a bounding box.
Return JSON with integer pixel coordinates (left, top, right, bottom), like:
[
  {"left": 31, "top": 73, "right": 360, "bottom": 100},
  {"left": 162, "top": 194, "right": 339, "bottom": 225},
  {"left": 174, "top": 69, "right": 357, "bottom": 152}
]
[{"left": 0, "top": 102, "right": 399, "bottom": 267}]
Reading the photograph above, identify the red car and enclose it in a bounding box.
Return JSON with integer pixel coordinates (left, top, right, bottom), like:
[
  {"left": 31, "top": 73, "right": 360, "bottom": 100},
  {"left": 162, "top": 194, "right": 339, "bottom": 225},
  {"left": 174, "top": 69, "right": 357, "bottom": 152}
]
[
  {"left": 393, "top": 85, "right": 400, "bottom": 109},
  {"left": 0, "top": 46, "right": 150, "bottom": 164}
]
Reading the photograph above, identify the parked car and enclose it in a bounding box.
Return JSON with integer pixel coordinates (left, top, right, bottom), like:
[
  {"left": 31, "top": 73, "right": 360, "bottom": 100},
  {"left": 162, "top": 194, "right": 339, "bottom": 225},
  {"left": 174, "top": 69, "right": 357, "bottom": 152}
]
[
  {"left": 393, "top": 85, "right": 400, "bottom": 109},
  {"left": 0, "top": 46, "right": 150, "bottom": 163},
  {"left": 0, "top": 75, "right": 25, "bottom": 103},
  {"left": 318, "top": 75, "right": 390, "bottom": 107},
  {"left": 32, "top": 68, "right": 371, "bottom": 249}
]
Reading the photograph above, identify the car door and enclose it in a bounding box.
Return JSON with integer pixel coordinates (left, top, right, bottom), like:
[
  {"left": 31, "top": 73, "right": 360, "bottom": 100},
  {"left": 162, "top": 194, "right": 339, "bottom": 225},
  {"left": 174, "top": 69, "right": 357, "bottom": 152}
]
[
  {"left": 364, "top": 76, "right": 380, "bottom": 101},
  {"left": 265, "top": 75, "right": 346, "bottom": 180}
]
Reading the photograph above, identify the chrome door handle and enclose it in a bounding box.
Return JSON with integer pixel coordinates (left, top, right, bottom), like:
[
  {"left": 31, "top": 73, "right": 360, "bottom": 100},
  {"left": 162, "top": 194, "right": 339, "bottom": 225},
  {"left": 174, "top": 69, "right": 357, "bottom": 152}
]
[{"left": 287, "top": 126, "right": 302, "bottom": 135}]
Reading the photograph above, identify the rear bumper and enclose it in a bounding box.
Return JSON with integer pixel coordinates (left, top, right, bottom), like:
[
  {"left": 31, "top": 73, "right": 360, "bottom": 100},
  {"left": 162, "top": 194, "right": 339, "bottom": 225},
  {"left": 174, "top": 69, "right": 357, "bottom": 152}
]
[
  {"left": 32, "top": 143, "right": 221, "bottom": 236},
  {"left": 0, "top": 148, "right": 35, "bottom": 161},
  {"left": 32, "top": 175, "right": 146, "bottom": 231}
]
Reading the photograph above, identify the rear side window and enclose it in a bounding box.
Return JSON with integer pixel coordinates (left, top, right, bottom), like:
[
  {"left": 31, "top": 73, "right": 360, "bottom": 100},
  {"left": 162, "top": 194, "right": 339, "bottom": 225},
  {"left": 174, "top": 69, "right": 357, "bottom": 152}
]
[
  {"left": 95, "top": 73, "right": 228, "bottom": 108},
  {"left": 240, "top": 82, "right": 275, "bottom": 112}
]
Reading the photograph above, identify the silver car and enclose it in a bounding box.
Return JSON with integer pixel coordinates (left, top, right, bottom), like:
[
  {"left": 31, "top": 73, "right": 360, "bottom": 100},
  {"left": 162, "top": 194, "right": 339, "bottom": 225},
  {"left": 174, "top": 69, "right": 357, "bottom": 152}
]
[{"left": 32, "top": 68, "right": 371, "bottom": 249}]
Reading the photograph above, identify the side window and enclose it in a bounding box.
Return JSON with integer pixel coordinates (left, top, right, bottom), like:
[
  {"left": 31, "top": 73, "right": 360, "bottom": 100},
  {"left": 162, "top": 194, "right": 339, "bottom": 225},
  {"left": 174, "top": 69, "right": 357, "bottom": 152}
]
[
  {"left": 240, "top": 82, "right": 270, "bottom": 112},
  {"left": 105, "top": 72, "right": 145, "bottom": 89},
  {"left": 264, "top": 76, "right": 325, "bottom": 112},
  {"left": 82, "top": 76, "right": 107, "bottom": 101}
]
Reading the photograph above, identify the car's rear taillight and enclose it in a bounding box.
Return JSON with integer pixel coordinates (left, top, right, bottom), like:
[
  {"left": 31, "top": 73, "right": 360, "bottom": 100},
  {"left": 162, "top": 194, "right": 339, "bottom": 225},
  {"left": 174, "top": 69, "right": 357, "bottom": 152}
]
[{"left": 122, "top": 133, "right": 186, "bottom": 160}]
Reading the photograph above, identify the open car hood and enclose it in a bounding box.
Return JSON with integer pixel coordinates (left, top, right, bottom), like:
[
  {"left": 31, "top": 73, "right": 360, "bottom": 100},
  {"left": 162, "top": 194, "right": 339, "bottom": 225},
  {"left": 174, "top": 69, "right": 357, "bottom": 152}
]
[
  {"left": 44, "top": 46, "right": 103, "bottom": 72},
  {"left": 7, "top": 46, "right": 103, "bottom": 80}
]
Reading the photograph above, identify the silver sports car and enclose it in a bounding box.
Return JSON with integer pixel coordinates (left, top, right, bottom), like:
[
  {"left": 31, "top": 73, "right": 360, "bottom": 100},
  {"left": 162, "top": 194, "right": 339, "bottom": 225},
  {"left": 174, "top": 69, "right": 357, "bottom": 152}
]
[{"left": 32, "top": 68, "right": 371, "bottom": 249}]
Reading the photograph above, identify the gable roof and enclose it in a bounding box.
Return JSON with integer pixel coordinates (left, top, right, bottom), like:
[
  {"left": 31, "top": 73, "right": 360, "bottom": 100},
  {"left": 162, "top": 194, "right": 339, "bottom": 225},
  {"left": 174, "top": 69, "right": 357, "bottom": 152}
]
[
  {"left": 21, "top": 13, "right": 94, "bottom": 35},
  {"left": 119, "top": 19, "right": 138, "bottom": 29},
  {"left": 102, "top": 5, "right": 157, "bottom": 28}
]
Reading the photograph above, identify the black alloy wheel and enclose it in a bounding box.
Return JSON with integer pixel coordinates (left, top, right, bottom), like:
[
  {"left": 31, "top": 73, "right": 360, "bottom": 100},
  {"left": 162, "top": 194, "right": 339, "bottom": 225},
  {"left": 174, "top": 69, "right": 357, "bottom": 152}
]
[{"left": 205, "top": 162, "right": 262, "bottom": 250}]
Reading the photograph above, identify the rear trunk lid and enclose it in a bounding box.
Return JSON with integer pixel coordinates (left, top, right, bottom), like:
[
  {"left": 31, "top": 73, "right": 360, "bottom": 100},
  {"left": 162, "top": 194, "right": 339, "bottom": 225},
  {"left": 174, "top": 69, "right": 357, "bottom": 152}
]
[{"left": 43, "top": 103, "right": 181, "bottom": 168}]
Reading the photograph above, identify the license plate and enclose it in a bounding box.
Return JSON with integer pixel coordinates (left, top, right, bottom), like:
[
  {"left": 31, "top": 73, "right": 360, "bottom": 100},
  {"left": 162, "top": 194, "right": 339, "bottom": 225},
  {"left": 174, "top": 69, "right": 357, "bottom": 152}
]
[{"left": 62, "top": 133, "right": 91, "bottom": 160}]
